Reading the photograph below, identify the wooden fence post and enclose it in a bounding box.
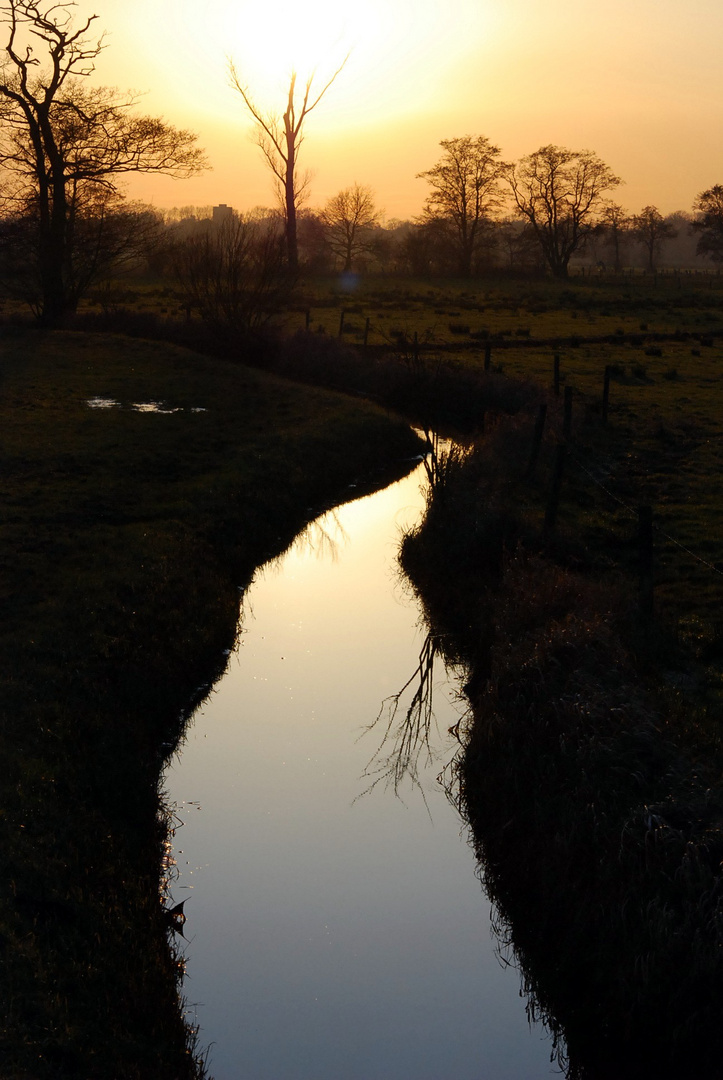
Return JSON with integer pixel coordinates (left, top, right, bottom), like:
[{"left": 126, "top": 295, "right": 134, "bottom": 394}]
[
  {"left": 364, "top": 317, "right": 370, "bottom": 346},
  {"left": 544, "top": 444, "right": 566, "bottom": 536},
  {"left": 638, "top": 504, "right": 654, "bottom": 619},
  {"left": 338, "top": 309, "right": 346, "bottom": 337},
  {"left": 553, "top": 353, "right": 560, "bottom": 396},
  {"left": 602, "top": 365, "right": 611, "bottom": 423},
  {"left": 526, "top": 403, "right": 547, "bottom": 478}
]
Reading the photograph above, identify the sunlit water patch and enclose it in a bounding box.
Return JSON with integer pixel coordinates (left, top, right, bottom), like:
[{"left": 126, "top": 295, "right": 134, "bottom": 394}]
[
  {"left": 165, "top": 463, "right": 557, "bottom": 1080},
  {"left": 132, "top": 400, "right": 181, "bottom": 413},
  {"left": 85, "top": 398, "right": 207, "bottom": 413}
]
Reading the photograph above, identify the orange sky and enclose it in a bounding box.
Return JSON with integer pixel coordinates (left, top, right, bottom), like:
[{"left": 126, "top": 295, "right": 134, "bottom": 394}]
[{"left": 87, "top": 0, "right": 723, "bottom": 220}]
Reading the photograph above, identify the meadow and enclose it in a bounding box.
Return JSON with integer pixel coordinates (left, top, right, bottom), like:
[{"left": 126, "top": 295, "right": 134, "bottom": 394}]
[
  {"left": 3, "top": 268, "right": 722, "bottom": 1076},
  {"left": 382, "top": 273, "right": 723, "bottom": 1076},
  {"left": 309, "top": 273, "right": 723, "bottom": 642},
  {"left": 85, "top": 269, "right": 723, "bottom": 639}
]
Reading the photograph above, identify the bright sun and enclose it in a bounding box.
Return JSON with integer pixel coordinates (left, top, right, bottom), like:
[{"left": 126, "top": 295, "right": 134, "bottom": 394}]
[
  {"left": 226, "top": 0, "right": 367, "bottom": 99},
  {"left": 108, "top": 0, "right": 497, "bottom": 138}
]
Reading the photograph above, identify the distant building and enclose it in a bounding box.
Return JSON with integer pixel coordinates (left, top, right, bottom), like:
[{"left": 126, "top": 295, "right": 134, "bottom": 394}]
[{"left": 212, "top": 204, "right": 234, "bottom": 226}]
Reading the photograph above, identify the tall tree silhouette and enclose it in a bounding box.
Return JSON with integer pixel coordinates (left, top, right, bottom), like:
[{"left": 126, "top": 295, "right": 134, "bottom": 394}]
[
  {"left": 506, "top": 145, "right": 621, "bottom": 278},
  {"left": 692, "top": 185, "right": 723, "bottom": 262},
  {"left": 320, "top": 183, "right": 380, "bottom": 272},
  {"left": 0, "top": 0, "right": 206, "bottom": 323},
  {"left": 600, "top": 202, "right": 631, "bottom": 272},
  {"left": 632, "top": 205, "right": 677, "bottom": 271},
  {"left": 229, "top": 60, "right": 347, "bottom": 272},
  {"left": 417, "top": 136, "right": 503, "bottom": 276}
]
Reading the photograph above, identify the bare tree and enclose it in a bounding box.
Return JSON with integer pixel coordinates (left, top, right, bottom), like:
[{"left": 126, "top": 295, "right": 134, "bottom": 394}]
[
  {"left": 417, "top": 136, "right": 503, "bottom": 276},
  {"left": 0, "top": 191, "right": 162, "bottom": 313},
  {"left": 600, "top": 202, "right": 631, "bottom": 271},
  {"left": 228, "top": 60, "right": 347, "bottom": 273},
  {"left": 691, "top": 185, "right": 723, "bottom": 263},
  {"left": 506, "top": 145, "right": 621, "bottom": 278},
  {"left": 632, "top": 205, "right": 677, "bottom": 271},
  {"left": 172, "top": 214, "right": 291, "bottom": 332},
  {"left": 0, "top": 0, "right": 206, "bottom": 323},
  {"left": 319, "top": 183, "right": 380, "bottom": 272}
]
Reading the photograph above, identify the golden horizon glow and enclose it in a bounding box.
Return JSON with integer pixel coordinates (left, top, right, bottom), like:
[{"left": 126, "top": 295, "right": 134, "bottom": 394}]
[{"left": 85, "top": 0, "right": 723, "bottom": 219}]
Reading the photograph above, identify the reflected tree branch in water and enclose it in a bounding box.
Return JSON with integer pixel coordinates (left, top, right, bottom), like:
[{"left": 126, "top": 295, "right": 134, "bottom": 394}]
[
  {"left": 262, "top": 509, "right": 348, "bottom": 574},
  {"left": 359, "top": 631, "right": 456, "bottom": 803},
  {"left": 290, "top": 509, "right": 347, "bottom": 562}
]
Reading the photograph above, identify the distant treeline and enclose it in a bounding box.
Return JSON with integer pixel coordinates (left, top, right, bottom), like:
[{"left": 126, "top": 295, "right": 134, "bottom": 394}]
[{"left": 158, "top": 202, "right": 713, "bottom": 276}]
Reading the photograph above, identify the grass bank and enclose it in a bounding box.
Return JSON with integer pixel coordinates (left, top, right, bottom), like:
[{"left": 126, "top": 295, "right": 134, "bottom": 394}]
[
  {"left": 0, "top": 328, "right": 423, "bottom": 1079},
  {"left": 399, "top": 415, "right": 723, "bottom": 1077}
]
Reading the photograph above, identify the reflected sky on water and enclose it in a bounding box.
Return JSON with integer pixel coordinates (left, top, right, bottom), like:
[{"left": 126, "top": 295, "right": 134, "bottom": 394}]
[{"left": 166, "top": 464, "right": 558, "bottom": 1080}]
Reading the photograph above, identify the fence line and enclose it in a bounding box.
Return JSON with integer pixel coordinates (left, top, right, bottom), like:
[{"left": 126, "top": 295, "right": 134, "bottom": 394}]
[{"left": 300, "top": 307, "right": 722, "bottom": 589}]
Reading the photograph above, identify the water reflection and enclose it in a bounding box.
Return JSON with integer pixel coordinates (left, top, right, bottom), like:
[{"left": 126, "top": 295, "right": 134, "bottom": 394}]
[
  {"left": 166, "top": 464, "right": 555, "bottom": 1080},
  {"left": 360, "top": 631, "right": 465, "bottom": 802},
  {"left": 85, "top": 397, "right": 207, "bottom": 413},
  {"left": 272, "top": 509, "right": 348, "bottom": 566}
]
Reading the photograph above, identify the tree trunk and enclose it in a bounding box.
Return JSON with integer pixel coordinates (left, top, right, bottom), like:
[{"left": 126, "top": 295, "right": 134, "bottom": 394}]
[
  {"left": 39, "top": 210, "right": 75, "bottom": 325},
  {"left": 549, "top": 253, "right": 569, "bottom": 279},
  {"left": 35, "top": 110, "right": 75, "bottom": 324},
  {"left": 285, "top": 181, "right": 298, "bottom": 273},
  {"left": 283, "top": 115, "right": 299, "bottom": 273}
]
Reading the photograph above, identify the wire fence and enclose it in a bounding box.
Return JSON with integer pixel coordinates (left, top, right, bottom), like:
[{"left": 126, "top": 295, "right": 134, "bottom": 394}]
[{"left": 298, "top": 301, "right": 722, "bottom": 607}]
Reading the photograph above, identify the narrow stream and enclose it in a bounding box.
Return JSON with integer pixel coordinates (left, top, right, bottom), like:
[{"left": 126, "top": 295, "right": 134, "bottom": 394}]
[{"left": 165, "top": 463, "right": 557, "bottom": 1080}]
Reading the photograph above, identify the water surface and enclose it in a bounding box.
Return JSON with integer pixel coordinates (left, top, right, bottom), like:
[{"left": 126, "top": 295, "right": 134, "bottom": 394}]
[{"left": 167, "top": 464, "right": 557, "bottom": 1080}]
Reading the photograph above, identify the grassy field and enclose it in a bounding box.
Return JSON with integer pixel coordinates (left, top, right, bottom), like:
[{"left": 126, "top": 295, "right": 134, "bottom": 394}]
[
  {"left": 273, "top": 274, "right": 723, "bottom": 646},
  {"left": 69, "top": 270, "right": 723, "bottom": 645},
  {"left": 383, "top": 276, "right": 723, "bottom": 1077},
  {"left": 0, "top": 328, "right": 422, "bottom": 1079},
  {"left": 83, "top": 270, "right": 723, "bottom": 340},
  {"left": 3, "top": 268, "right": 722, "bottom": 1075},
  {"left": 281, "top": 272, "right": 723, "bottom": 341}
]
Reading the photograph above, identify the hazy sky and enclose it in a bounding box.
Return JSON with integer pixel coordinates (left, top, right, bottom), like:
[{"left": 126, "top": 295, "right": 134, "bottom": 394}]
[{"left": 87, "top": 0, "right": 723, "bottom": 219}]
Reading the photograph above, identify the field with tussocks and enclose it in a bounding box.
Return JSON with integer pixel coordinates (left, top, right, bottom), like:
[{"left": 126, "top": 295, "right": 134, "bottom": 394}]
[
  {"left": 73, "top": 270, "right": 723, "bottom": 638},
  {"left": 3, "top": 269, "right": 722, "bottom": 1076},
  {"left": 387, "top": 275, "right": 723, "bottom": 1078},
  {"left": 284, "top": 273, "right": 723, "bottom": 641}
]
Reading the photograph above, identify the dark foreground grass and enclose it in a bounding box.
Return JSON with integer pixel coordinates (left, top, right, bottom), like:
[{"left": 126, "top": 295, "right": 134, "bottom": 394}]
[
  {"left": 0, "top": 328, "right": 423, "bottom": 1079},
  {"left": 458, "top": 556, "right": 723, "bottom": 1079}
]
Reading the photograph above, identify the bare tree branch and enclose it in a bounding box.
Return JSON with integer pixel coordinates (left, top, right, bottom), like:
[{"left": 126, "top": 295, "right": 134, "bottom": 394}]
[
  {"left": 320, "top": 183, "right": 381, "bottom": 272},
  {"left": 506, "top": 145, "right": 621, "bottom": 278},
  {"left": 0, "top": 0, "right": 206, "bottom": 322},
  {"left": 417, "top": 135, "right": 503, "bottom": 276},
  {"left": 228, "top": 55, "right": 347, "bottom": 271}
]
